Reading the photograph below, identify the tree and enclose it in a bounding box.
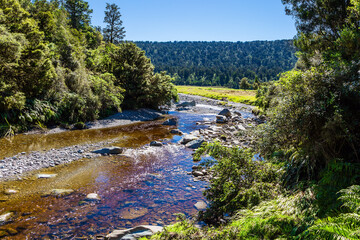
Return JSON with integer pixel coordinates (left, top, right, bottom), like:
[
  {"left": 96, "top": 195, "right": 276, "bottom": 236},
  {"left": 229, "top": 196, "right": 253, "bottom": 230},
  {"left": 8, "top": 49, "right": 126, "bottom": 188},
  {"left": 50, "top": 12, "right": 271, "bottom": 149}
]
[
  {"left": 103, "top": 3, "right": 125, "bottom": 44},
  {"left": 64, "top": 0, "right": 92, "bottom": 29},
  {"left": 259, "top": 0, "right": 360, "bottom": 182}
]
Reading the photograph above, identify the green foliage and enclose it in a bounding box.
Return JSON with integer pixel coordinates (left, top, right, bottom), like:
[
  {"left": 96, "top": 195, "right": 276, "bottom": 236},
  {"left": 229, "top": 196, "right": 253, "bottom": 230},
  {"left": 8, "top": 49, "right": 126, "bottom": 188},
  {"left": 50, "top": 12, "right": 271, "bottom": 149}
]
[
  {"left": 151, "top": 192, "right": 317, "bottom": 240},
  {"left": 194, "top": 142, "right": 283, "bottom": 223},
  {"left": 0, "top": 0, "right": 176, "bottom": 133},
  {"left": 315, "top": 161, "right": 360, "bottom": 217},
  {"left": 64, "top": 0, "right": 92, "bottom": 30},
  {"left": 239, "top": 77, "right": 251, "bottom": 90},
  {"left": 110, "top": 42, "right": 177, "bottom": 109},
  {"left": 308, "top": 185, "right": 360, "bottom": 239},
  {"left": 255, "top": 81, "right": 279, "bottom": 112},
  {"left": 258, "top": 63, "right": 360, "bottom": 182},
  {"left": 89, "top": 73, "right": 124, "bottom": 117},
  {"left": 103, "top": 3, "right": 125, "bottom": 44},
  {"left": 136, "top": 40, "right": 297, "bottom": 87}
]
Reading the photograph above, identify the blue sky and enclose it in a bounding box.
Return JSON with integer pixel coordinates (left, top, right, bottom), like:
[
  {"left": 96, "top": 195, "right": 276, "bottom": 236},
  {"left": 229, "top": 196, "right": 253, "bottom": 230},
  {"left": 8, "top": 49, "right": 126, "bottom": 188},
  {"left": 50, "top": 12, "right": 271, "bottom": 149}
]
[{"left": 88, "top": 0, "right": 297, "bottom": 42}]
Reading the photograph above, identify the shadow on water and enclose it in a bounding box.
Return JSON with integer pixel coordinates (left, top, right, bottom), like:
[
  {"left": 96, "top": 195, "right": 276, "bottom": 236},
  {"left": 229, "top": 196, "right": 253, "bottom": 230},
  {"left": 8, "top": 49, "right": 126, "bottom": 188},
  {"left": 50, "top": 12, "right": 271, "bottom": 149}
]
[{"left": 0, "top": 111, "right": 217, "bottom": 239}]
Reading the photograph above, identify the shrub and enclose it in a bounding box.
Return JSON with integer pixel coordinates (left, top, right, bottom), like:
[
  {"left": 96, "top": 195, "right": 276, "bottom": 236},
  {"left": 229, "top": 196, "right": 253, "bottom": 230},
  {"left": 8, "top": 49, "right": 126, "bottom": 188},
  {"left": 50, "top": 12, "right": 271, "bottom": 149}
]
[{"left": 194, "top": 142, "right": 283, "bottom": 223}]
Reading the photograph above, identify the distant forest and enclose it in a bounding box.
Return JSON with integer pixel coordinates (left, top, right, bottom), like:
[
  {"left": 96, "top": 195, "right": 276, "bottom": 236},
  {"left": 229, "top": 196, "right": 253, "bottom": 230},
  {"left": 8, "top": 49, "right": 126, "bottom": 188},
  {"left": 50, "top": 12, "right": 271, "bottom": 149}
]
[{"left": 136, "top": 40, "right": 298, "bottom": 88}]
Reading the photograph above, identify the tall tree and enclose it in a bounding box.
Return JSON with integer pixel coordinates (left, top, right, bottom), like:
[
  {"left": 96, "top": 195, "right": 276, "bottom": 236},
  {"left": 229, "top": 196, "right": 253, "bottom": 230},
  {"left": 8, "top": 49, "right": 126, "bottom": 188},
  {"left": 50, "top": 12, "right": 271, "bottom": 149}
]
[
  {"left": 64, "top": 0, "right": 92, "bottom": 29},
  {"left": 103, "top": 3, "right": 125, "bottom": 44}
]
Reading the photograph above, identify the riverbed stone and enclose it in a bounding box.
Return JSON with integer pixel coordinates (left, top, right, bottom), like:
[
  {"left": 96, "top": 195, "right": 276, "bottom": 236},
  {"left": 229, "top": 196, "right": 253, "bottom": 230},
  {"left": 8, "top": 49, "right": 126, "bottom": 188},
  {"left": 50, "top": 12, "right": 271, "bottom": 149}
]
[
  {"left": 150, "top": 141, "right": 163, "bottom": 147},
  {"left": 192, "top": 171, "right": 204, "bottom": 177},
  {"left": 216, "top": 115, "right": 227, "bottom": 123},
  {"left": 106, "top": 225, "right": 163, "bottom": 240},
  {"left": 120, "top": 207, "right": 149, "bottom": 220},
  {"left": 49, "top": 189, "right": 74, "bottom": 197},
  {"left": 180, "top": 134, "right": 199, "bottom": 144},
  {"left": 162, "top": 118, "right": 178, "bottom": 126},
  {"left": 194, "top": 201, "right": 207, "bottom": 210},
  {"left": 92, "top": 147, "right": 123, "bottom": 155},
  {"left": 185, "top": 139, "right": 205, "bottom": 149},
  {"left": 37, "top": 173, "right": 57, "bottom": 179},
  {"left": 4, "top": 189, "right": 18, "bottom": 195},
  {"left": 0, "top": 212, "right": 14, "bottom": 225},
  {"left": 85, "top": 193, "right": 101, "bottom": 201},
  {"left": 170, "top": 129, "right": 183, "bottom": 135},
  {"left": 176, "top": 100, "right": 196, "bottom": 108},
  {"left": 218, "top": 109, "right": 231, "bottom": 118}
]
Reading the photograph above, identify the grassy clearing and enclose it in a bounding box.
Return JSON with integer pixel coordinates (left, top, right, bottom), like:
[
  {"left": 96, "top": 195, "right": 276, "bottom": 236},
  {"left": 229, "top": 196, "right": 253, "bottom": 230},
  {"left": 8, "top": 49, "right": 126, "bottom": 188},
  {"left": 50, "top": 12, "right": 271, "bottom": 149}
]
[{"left": 176, "top": 86, "right": 257, "bottom": 105}]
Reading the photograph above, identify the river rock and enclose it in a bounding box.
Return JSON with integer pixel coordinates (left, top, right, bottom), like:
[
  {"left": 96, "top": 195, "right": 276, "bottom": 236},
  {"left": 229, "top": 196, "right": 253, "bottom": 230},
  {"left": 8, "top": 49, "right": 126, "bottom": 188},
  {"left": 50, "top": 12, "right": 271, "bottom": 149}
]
[
  {"left": 162, "top": 118, "right": 178, "bottom": 126},
  {"left": 0, "top": 212, "right": 14, "bottom": 225},
  {"left": 192, "top": 171, "right": 204, "bottom": 177},
  {"left": 92, "top": 147, "right": 123, "bottom": 155},
  {"left": 150, "top": 141, "right": 163, "bottom": 147},
  {"left": 119, "top": 207, "right": 149, "bottom": 220},
  {"left": 233, "top": 110, "right": 242, "bottom": 116},
  {"left": 185, "top": 139, "right": 205, "bottom": 149},
  {"left": 176, "top": 100, "right": 196, "bottom": 108},
  {"left": 216, "top": 115, "right": 227, "bottom": 123},
  {"left": 85, "top": 193, "right": 101, "bottom": 201},
  {"left": 218, "top": 109, "right": 231, "bottom": 118},
  {"left": 4, "top": 189, "right": 18, "bottom": 195},
  {"left": 170, "top": 129, "right": 183, "bottom": 135},
  {"left": 106, "top": 225, "right": 163, "bottom": 240},
  {"left": 37, "top": 173, "right": 57, "bottom": 179},
  {"left": 194, "top": 201, "right": 207, "bottom": 210},
  {"left": 48, "top": 189, "right": 74, "bottom": 197},
  {"left": 180, "top": 134, "right": 199, "bottom": 144}
]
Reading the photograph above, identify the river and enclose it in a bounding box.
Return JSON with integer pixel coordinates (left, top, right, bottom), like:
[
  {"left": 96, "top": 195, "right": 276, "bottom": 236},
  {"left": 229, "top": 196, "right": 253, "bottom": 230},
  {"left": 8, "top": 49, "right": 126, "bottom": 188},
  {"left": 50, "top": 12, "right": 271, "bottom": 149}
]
[{"left": 0, "top": 110, "right": 217, "bottom": 239}]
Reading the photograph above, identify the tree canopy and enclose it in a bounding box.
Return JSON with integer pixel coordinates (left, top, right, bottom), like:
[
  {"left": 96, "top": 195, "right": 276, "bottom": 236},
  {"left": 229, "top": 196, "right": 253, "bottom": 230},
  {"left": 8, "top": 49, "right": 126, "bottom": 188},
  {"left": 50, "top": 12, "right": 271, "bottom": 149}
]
[
  {"left": 136, "top": 40, "right": 297, "bottom": 88},
  {"left": 0, "top": 0, "right": 177, "bottom": 135}
]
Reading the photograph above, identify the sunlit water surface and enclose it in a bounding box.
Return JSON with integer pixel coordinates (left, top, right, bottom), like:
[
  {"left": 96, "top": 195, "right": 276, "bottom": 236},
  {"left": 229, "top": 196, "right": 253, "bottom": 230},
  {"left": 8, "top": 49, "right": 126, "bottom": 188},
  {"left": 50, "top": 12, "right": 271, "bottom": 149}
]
[{"left": 0, "top": 111, "right": 218, "bottom": 239}]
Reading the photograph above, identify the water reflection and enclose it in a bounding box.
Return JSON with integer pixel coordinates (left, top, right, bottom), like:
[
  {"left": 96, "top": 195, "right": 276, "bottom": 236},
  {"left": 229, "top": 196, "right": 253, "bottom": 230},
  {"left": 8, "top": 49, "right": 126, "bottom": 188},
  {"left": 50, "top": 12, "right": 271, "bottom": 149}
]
[{"left": 0, "top": 111, "right": 216, "bottom": 239}]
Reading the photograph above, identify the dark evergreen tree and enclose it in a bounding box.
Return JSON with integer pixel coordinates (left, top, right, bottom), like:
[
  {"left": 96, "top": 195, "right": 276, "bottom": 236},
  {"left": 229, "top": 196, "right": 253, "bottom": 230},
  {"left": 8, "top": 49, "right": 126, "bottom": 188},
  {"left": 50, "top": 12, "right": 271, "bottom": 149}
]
[
  {"left": 64, "top": 0, "right": 92, "bottom": 29},
  {"left": 103, "top": 3, "right": 125, "bottom": 44}
]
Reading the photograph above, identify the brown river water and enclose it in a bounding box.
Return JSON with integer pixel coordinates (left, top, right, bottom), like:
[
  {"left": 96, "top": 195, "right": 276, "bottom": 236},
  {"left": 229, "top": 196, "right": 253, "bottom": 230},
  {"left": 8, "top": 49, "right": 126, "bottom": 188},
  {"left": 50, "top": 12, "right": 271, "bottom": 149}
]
[{"left": 0, "top": 111, "right": 215, "bottom": 239}]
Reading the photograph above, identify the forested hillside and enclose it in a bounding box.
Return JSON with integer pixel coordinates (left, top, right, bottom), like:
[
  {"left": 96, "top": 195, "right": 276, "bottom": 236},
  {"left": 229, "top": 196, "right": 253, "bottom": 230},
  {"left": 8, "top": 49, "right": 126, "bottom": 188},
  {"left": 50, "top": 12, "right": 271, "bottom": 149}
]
[
  {"left": 136, "top": 40, "right": 297, "bottom": 88},
  {"left": 0, "top": 0, "right": 177, "bottom": 136}
]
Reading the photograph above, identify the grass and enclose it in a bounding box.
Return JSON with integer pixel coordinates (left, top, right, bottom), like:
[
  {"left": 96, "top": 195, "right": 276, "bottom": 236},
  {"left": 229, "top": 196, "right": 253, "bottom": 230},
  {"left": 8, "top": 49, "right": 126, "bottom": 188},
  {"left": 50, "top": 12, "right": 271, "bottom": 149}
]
[{"left": 176, "top": 86, "right": 257, "bottom": 105}]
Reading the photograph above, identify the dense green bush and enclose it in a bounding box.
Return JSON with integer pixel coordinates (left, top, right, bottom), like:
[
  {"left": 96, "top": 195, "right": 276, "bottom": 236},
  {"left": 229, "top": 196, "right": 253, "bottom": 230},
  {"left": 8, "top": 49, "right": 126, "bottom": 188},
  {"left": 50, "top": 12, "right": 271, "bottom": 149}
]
[
  {"left": 0, "top": 0, "right": 177, "bottom": 135},
  {"left": 194, "top": 142, "right": 283, "bottom": 223}
]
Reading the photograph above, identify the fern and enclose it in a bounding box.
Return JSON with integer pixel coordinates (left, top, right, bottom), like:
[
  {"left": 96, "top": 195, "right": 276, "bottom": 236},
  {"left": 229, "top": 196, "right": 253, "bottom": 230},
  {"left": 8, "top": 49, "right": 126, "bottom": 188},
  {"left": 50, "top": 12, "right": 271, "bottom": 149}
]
[{"left": 308, "top": 185, "right": 360, "bottom": 240}]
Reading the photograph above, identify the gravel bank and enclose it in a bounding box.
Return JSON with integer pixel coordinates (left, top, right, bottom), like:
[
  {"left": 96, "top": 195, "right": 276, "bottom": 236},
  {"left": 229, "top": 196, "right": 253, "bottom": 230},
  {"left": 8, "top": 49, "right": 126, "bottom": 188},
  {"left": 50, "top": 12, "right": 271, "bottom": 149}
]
[{"left": 0, "top": 140, "right": 116, "bottom": 181}]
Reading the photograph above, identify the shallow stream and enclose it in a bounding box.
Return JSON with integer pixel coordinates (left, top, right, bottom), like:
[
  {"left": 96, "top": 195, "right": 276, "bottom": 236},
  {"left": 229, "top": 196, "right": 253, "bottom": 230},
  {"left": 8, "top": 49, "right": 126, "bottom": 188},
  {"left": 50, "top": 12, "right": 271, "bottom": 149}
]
[{"left": 0, "top": 111, "right": 216, "bottom": 239}]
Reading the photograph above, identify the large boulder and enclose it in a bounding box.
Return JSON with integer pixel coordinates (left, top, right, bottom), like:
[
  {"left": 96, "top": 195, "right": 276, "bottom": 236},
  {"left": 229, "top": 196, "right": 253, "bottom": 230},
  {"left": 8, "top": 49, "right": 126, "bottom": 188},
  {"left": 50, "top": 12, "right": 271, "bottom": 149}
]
[
  {"left": 218, "top": 109, "right": 231, "bottom": 118},
  {"left": 162, "top": 118, "right": 178, "bottom": 126},
  {"left": 106, "top": 225, "right": 163, "bottom": 240}
]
